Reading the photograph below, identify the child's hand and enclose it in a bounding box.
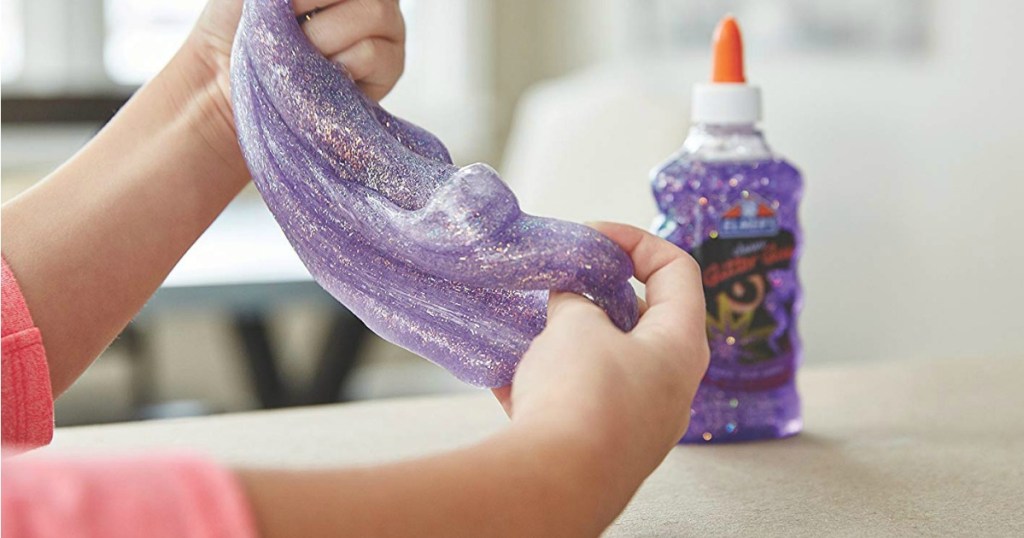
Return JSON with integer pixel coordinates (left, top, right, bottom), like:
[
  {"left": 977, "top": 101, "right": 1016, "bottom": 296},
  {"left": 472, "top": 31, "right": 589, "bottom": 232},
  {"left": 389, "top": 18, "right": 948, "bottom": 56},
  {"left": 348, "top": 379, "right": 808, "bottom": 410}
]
[
  {"left": 165, "top": 0, "right": 405, "bottom": 165},
  {"left": 495, "top": 222, "right": 709, "bottom": 507},
  {"left": 238, "top": 230, "right": 706, "bottom": 537},
  {"left": 193, "top": 0, "right": 404, "bottom": 101}
]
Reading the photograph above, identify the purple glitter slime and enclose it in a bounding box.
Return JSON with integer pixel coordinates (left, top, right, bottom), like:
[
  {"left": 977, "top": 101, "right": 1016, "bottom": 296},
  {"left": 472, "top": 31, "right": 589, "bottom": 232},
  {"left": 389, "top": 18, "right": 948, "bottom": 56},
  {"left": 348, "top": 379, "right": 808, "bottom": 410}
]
[
  {"left": 230, "top": 0, "right": 638, "bottom": 387},
  {"left": 654, "top": 156, "right": 803, "bottom": 442}
]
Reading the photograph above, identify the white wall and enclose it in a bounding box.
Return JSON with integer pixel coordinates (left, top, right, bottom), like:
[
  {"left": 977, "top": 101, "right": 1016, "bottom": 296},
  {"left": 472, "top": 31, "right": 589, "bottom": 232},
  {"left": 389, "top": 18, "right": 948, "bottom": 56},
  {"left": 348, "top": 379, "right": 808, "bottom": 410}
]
[
  {"left": 503, "top": 0, "right": 1024, "bottom": 364},
  {"left": 745, "top": 0, "right": 1024, "bottom": 363}
]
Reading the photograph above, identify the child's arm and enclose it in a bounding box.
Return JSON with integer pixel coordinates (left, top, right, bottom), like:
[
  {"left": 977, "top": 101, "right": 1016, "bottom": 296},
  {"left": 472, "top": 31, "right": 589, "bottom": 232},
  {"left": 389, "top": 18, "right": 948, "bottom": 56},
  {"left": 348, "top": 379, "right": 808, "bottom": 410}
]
[{"left": 0, "top": 0, "right": 405, "bottom": 396}]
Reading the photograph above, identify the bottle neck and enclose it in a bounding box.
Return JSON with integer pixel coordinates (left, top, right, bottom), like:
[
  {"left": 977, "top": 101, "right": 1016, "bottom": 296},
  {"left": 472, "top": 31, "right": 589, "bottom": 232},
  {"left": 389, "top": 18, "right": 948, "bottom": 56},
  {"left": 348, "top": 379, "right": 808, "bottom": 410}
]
[{"left": 681, "top": 123, "right": 772, "bottom": 162}]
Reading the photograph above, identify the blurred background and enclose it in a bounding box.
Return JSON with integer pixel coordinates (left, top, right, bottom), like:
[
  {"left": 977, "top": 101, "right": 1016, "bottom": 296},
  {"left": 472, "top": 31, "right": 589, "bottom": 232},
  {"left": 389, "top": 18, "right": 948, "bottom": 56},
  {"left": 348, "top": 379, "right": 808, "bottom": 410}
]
[{"left": 2, "top": 0, "right": 1022, "bottom": 425}]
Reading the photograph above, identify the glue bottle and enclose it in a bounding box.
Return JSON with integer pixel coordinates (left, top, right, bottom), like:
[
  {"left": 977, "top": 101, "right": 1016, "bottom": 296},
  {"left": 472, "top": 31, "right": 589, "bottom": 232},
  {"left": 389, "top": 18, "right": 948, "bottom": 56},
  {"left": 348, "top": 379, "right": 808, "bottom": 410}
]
[{"left": 651, "top": 16, "right": 804, "bottom": 442}]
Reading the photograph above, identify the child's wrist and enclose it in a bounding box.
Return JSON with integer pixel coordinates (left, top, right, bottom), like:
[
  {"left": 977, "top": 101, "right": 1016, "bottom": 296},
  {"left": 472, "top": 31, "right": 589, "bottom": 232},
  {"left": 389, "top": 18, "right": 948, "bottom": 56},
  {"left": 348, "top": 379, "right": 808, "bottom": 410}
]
[
  {"left": 505, "top": 416, "right": 638, "bottom": 529},
  {"left": 147, "top": 37, "right": 248, "bottom": 187}
]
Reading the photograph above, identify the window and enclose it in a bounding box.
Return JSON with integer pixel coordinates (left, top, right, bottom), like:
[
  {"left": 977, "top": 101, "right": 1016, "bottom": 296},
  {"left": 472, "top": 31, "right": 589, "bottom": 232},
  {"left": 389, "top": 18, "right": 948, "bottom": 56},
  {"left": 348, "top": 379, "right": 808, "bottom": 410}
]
[
  {"left": 2, "top": 0, "right": 492, "bottom": 161},
  {"left": 1, "top": 0, "right": 23, "bottom": 82}
]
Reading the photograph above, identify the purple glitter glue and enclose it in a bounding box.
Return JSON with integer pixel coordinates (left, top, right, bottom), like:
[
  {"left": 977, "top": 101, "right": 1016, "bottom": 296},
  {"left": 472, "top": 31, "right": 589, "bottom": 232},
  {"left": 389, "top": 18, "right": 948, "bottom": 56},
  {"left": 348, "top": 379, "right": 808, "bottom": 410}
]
[
  {"left": 230, "top": 0, "right": 638, "bottom": 387},
  {"left": 654, "top": 157, "right": 803, "bottom": 443},
  {"left": 653, "top": 17, "right": 803, "bottom": 442}
]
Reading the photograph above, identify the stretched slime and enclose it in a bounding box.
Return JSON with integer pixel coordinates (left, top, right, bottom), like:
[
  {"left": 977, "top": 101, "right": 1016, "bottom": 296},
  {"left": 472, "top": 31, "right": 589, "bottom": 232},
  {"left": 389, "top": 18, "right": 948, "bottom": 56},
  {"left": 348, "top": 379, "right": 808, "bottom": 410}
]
[{"left": 230, "top": 0, "right": 638, "bottom": 387}]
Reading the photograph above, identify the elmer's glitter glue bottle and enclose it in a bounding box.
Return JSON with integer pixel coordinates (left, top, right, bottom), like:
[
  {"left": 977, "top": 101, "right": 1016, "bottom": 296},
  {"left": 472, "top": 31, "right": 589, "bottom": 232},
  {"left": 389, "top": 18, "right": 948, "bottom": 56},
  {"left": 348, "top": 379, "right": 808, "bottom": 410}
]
[{"left": 652, "top": 16, "right": 803, "bottom": 442}]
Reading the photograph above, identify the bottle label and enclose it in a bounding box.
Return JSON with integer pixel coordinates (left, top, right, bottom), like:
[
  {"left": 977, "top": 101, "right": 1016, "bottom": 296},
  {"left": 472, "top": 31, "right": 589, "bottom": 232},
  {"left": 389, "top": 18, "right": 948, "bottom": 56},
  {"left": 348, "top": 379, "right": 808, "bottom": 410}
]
[{"left": 693, "top": 195, "right": 797, "bottom": 391}]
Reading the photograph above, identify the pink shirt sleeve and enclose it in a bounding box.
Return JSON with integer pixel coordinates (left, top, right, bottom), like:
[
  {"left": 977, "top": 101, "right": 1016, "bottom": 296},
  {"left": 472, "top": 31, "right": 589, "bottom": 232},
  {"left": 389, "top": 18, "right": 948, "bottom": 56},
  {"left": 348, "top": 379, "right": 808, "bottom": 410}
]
[
  {"left": 2, "top": 257, "right": 257, "bottom": 538},
  {"left": 2, "top": 257, "right": 54, "bottom": 449}
]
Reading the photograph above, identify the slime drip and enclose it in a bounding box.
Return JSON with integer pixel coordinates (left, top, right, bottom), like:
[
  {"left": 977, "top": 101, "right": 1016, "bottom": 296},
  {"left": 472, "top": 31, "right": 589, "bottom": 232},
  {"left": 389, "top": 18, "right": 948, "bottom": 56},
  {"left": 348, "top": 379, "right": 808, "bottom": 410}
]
[{"left": 230, "top": 0, "right": 638, "bottom": 387}]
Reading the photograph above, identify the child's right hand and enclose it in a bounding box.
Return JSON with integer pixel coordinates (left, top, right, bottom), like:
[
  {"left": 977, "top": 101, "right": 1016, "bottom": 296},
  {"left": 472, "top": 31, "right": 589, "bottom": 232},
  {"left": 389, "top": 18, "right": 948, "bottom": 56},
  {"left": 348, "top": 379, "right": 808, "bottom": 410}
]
[{"left": 494, "top": 222, "right": 709, "bottom": 514}]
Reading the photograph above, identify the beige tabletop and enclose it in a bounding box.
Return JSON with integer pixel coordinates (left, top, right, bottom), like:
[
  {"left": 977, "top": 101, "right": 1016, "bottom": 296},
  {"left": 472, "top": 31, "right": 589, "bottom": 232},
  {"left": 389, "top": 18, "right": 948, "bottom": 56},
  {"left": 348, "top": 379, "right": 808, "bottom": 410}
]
[{"left": 42, "top": 357, "right": 1024, "bottom": 536}]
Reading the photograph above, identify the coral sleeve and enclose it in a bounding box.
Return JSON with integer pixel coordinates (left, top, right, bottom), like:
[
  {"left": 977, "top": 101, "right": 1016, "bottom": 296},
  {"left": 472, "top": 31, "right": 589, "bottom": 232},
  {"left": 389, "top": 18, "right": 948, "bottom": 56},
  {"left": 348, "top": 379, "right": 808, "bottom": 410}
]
[
  {"left": 2, "top": 256, "right": 55, "bottom": 449},
  {"left": 2, "top": 452, "right": 257, "bottom": 538}
]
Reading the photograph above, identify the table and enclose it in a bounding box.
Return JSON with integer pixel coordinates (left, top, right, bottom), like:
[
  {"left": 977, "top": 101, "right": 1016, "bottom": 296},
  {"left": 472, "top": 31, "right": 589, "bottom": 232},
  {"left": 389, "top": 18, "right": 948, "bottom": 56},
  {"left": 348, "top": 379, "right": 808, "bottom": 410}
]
[
  {"left": 125, "top": 197, "right": 370, "bottom": 410},
  {"left": 43, "top": 357, "right": 1024, "bottom": 536}
]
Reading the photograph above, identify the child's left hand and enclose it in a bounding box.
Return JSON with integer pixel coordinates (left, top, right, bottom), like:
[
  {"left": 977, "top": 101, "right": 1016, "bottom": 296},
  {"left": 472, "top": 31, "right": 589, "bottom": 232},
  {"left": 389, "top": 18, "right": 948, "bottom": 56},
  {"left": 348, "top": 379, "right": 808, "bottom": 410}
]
[{"left": 165, "top": 0, "right": 405, "bottom": 164}]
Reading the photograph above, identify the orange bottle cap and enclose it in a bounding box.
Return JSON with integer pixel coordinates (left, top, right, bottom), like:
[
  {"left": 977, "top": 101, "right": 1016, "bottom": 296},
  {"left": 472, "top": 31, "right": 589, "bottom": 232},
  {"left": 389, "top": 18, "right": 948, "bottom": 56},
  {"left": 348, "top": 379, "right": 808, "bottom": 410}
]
[
  {"left": 692, "top": 15, "right": 761, "bottom": 124},
  {"left": 712, "top": 16, "right": 745, "bottom": 83}
]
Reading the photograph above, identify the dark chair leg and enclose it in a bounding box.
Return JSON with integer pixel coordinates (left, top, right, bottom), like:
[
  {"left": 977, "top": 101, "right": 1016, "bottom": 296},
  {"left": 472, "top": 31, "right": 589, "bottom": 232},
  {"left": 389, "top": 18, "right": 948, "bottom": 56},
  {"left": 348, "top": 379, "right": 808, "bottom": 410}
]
[
  {"left": 308, "top": 313, "right": 370, "bottom": 404},
  {"left": 234, "top": 312, "right": 291, "bottom": 408},
  {"left": 121, "top": 322, "right": 157, "bottom": 411}
]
